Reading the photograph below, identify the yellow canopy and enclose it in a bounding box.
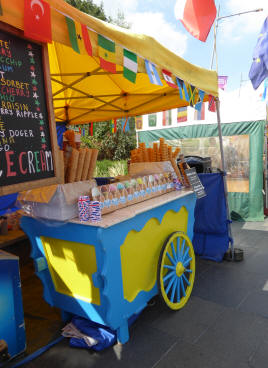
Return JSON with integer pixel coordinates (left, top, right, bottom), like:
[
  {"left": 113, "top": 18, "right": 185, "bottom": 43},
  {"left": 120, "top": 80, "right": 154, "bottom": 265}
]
[{"left": 1, "top": 0, "right": 218, "bottom": 124}]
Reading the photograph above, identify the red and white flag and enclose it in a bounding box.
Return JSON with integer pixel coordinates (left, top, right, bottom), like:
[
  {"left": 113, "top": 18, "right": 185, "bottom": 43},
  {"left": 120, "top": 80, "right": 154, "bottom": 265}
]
[
  {"left": 208, "top": 95, "right": 216, "bottom": 112},
  {"left": 162, "top": 69, "right": 177, "bottom": 89},
  {"left": 24, "top": 0, "right": 52, "bottom": 43},
  {"left": 174, "top": 0, "right": 216, "bottom": 42}
]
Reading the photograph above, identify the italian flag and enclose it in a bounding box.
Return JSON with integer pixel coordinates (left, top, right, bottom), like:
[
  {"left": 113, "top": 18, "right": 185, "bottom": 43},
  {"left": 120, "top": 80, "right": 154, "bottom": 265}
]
[
  {"left": 98, "top": 34, "right": 116, "bottom": 73},
  {"left": 65, "top": 17, "right": 92, "bottom": 56},
  {"left": 123, "top": 49, "right": 138, "bottom": 83}
]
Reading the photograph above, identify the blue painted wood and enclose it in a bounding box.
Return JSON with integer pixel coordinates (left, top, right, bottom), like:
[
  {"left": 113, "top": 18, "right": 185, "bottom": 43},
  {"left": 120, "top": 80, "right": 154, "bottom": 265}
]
[{"left": 20, "top": 192, "right": 196, "bottom": 344}]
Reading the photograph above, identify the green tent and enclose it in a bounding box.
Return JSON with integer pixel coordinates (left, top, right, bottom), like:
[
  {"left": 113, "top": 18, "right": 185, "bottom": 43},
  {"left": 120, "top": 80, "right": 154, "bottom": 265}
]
[{"left": 138, "top": 120, "right": 266, "bottom": 221}]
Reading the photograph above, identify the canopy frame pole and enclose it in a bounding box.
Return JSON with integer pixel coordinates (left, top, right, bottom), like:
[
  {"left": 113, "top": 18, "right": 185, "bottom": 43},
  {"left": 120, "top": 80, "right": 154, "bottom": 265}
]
[
  {"left": 67, "top": 95, "right": 126, "bottom": 122},
  {"left": 52, "top": 72, "right": 92, "bottom": 97},
  {"left": 51, "top": 77, "right": 126, "bottom": 112},
  {"left": 216, "top": 98, "right": 234, "bottom": 260},
  {"left": 127, "top": 90, "right": 178, "bottom": 114}
]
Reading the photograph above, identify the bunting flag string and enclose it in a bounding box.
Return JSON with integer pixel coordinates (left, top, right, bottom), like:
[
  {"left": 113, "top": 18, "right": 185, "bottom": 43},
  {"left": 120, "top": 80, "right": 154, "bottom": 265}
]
[{"left": 22, "top": 2, "right": 218, "bottom": 107}]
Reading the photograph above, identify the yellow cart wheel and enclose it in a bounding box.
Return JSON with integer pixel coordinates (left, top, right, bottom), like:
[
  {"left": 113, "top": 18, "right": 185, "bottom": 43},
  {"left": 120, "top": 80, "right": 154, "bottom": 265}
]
[{"left": 157, "top": 231, "right": 195, "bottom": 310}]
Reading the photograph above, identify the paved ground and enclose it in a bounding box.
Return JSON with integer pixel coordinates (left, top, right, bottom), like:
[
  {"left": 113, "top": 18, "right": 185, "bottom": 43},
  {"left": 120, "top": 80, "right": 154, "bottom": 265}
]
[{"left": 8, "top": 218, "right": 268, "bottom": 367}]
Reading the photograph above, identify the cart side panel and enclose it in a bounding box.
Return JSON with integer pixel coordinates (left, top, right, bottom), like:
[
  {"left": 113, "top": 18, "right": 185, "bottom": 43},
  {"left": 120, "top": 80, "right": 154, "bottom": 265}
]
[
  {"left": 41, "top": 236, "right": 100, "bottom": 305},
  {"left": 120, "top": 206, "right": 188, "bottom": 302},
  {"left": 20, "top": 217, "right": 107, "bottom": 325}
]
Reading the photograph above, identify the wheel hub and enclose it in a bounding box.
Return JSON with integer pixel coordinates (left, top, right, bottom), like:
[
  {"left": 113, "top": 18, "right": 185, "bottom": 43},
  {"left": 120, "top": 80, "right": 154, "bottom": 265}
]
[{"left": 176, "top": 261, "right": 185, "bottom": 277}]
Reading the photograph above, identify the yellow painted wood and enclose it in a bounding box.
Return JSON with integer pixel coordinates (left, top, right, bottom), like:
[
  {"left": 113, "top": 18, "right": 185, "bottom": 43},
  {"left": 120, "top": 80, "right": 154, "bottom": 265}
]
[
  {"left": 41, "top": 237, "right": 100, "bottom": 305},
  {"left": 120, "top": 207, "right": 188, "bottom": 302}
]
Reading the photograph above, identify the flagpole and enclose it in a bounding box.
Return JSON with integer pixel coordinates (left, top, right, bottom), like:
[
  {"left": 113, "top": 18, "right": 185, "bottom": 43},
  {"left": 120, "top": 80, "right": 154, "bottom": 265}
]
[
  {"left": 215, "top": 97, "right": 234, "bottom": 259},
  {"left": 210, "top": 7, "right": 263, "bottom": 71},
  {"left": 210, "top": 4, "right": 220, "bottom": 71}
]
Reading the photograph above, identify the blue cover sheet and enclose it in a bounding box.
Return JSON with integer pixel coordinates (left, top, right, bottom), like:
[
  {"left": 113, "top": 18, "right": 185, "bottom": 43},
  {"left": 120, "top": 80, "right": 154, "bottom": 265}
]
[
  {"left": 0, "top": 193, "right": 18, "bottom": 216},
  {"left": 193, "top": 173, "right": 230, "bottom": 262}
]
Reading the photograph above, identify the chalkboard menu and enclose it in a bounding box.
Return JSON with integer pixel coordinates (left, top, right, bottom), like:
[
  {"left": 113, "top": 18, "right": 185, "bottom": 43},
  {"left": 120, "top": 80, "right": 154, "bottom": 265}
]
[
  {"left": 0, "top": 25, "right": 59, "bottom": 195},
  {"left": 185, "top": 167, "right": 206, "bottom": 199}
]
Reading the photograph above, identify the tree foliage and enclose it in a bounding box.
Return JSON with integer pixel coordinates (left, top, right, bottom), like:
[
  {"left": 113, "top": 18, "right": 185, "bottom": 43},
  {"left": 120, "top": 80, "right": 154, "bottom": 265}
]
[
  {"left": 64, "top": 0, "right": 130, "bottom": 28},
  {"left": 65, "top": 0, "right": 107, "bottom": 21},
  {"left": 81, "top": 121, "right": 136, "bottom": 161}
]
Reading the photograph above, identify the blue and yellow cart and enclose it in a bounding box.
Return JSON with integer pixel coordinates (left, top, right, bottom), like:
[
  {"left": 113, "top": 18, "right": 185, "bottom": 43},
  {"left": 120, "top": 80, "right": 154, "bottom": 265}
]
[{"left": 20, "top": 190, "right": 196, "bottom": 343}]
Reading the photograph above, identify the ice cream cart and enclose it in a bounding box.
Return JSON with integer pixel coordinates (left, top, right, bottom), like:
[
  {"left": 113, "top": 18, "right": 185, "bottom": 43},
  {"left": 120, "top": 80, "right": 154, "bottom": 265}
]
[{"left": 20, "top": 190, "right": 196, "bottom": 344}]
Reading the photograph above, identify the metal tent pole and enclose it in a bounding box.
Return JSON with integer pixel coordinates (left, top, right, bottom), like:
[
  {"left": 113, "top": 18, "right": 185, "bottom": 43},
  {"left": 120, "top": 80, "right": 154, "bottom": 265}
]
[{"left": 215, "top": 98, "right": 234, "bottom": 259}]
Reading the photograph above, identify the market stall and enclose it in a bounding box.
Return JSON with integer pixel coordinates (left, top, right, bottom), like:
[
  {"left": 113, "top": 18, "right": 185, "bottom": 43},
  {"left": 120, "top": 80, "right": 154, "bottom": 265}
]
[{"left": 0, "top": 0, "right": 219, "bottom": 354}]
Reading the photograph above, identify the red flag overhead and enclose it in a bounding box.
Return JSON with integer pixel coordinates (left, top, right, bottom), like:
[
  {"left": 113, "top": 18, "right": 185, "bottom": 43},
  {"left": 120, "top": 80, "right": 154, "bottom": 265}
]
[
  {"left": 175, "top": 0, "right": 216, "bottom": 42},
  {"left": 24, "top": 0, "right": 52, "bottom": 43}
]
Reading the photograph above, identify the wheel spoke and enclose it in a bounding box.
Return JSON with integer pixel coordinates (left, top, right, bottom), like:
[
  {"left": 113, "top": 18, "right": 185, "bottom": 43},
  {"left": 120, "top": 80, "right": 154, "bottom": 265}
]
[
  {"left": 163, "top": 271, "right": 175, "bottom": 283},
  {"left": 171, "top": 242, "right": 177, "bottom": 262},
  {"left": 183, "top": 257, "right": 192, "bottom": 267},
  {"left": 182, "top": 273, "right": 190, "bottom": 286},
  {"left": 185, "top": 268, "right": 193, "bottom": 273},
  {"left": 165, "top": 275, "right": 176, "bottom": 295},
  {"left": 176, "top": 276, "right": 181, "bottom": 303},
  {"left": 164, "top": 264, "right": 175, "bottom": 270},
  {"left": 176, "top": 237, "right": 181, "bottom": 259},
  {"left": 180, "top": 239, "right": 185, "bottom": 260},
  {"left": 170, "top": 278, "right": 177, "bottom": 303},
  {"left": 182, "top": 246, "right": 190, "bottom": 263},
  {"left": 166, "top": 251, "right": 176, "bottom": 266},
  {"left": 180, "top": 277, "right": 186, "bottom": 297}
]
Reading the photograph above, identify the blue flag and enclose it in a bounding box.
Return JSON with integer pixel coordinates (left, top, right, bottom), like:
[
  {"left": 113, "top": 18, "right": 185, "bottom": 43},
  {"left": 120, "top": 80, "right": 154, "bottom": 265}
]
[
  {"left": 195, "top": 89, "right": 205, "bottom": 111},
  {"left": 145, "top": 60, "right": 162, "bottom": 86},
  {"left": 249, "top": 16, "right": 268, "bottom": 90}
]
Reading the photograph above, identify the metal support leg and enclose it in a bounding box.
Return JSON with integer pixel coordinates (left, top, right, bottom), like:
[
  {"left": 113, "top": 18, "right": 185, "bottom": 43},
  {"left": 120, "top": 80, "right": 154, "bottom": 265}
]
[{"left": 216, "top": 98, "right": 234, "bottom": 260}]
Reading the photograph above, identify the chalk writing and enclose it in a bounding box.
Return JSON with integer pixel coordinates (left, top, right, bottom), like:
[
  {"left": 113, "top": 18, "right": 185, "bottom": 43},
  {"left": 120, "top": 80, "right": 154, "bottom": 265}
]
[{"left": 0, "top": 29, "right": 54, "bottom": 187}]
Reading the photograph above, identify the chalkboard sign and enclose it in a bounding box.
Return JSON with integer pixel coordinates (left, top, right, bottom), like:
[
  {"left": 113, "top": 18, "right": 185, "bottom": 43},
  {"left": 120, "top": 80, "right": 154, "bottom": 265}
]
[
  {"left": 0, "top": 23, "right": 59, "bottom": 195},
  {"left": 185, "top": 167, "right": 206, "bottom": 199}
]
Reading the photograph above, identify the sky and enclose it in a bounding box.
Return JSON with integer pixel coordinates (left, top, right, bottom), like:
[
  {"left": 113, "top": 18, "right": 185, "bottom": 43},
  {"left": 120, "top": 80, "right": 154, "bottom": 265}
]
[{"left": 93, "top": 0, "right": 268, "bottom": 92}]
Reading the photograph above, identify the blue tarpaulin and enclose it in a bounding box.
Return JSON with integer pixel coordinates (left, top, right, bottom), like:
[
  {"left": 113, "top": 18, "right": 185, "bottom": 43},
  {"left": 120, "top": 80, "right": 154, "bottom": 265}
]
[
  {"left": 56, "top": 122, "right": 67, "bottom": 150},
  {"left": 193, "top": 173, "right": 230, "bottom": 262},
  {"left": 0, "top": 193, "right": 19, "bottom": 216}
]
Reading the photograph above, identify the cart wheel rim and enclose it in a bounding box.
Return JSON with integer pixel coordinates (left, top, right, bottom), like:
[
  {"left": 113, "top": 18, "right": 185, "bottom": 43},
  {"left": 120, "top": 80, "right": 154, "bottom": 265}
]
[{"left": 158, "top": 231, "right": 195, "bottom": 310}]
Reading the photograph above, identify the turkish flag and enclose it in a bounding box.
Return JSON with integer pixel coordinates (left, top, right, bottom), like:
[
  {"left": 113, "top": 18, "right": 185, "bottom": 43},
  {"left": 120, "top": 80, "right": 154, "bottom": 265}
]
[
  {"left": 175, "top": 0, "right": 216, "bottom": 42},
  {"left": 24, "top": 0, "right": 52, "bottom": 43}
]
